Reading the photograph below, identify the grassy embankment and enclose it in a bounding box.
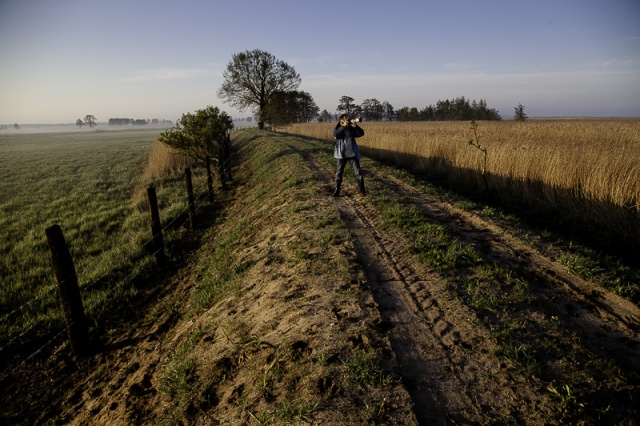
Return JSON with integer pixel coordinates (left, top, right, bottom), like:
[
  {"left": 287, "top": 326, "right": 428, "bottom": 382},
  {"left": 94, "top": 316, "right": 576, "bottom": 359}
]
[
  {"left": 122, "top": 129, "right": 414, "bottom": 423},
  {"left": 0, "top": 128, "right": 197, "bottom": 359}
]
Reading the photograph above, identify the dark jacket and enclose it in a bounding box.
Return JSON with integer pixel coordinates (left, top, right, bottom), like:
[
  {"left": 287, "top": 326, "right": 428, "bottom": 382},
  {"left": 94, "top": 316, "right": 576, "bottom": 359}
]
[{"left": 333, "top": 125, "right": 364, "bottom": 159}]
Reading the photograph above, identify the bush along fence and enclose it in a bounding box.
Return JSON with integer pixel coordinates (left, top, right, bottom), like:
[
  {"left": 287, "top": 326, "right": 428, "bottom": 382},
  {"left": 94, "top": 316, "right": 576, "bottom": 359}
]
[{"left": 2, "top": 144, "right": 233, "bottom": 369}]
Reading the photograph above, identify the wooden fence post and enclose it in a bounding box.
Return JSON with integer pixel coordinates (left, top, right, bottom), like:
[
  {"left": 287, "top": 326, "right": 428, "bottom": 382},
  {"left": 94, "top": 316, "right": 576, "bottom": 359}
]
[
  {"left": 45, "top": 224, "right": 89, "bottom": 356},
  {"left": 147, "top": 187, "right": 166, "bottom": 264},
  {"left": 185, "top": 167, "right": 196, "bottom": 228},
  {"left": 223, "top": 134, "right": 232, "bottom": 181},
  {"left": 206, "top": 155, "right": 214, "bottom": 203},
  {"left": 218, "top": 146, "right": 227, "bottom": 190}
]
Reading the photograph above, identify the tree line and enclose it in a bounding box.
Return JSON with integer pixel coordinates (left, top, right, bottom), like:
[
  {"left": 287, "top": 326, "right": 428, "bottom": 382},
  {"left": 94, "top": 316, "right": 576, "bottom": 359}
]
[
  {"left": 71, "top": 50, "right": 524, "bottom": 135},
  {"left": 281, "top": 92, "right": 500, "bottom": 125},
  {"left": 155, "top": 49, "right": 527, "bottom": 184},
  {"left": 0, "top": 124, "right": 20, "bottom": 130},
  {"left": 214, "top": 51, "right": 508, "bottom": 126},
  {"left": 263, "top": 90, "right": 319, "bottom": 128},
  {"left": 396, "top": 97, "right": 501, "bottom": 121},
  {"left": 108, "top": 118, "right": 173, "bottom": 126},
  {"left": 73, "top": 117, "right": 175, "bottom": 128}
]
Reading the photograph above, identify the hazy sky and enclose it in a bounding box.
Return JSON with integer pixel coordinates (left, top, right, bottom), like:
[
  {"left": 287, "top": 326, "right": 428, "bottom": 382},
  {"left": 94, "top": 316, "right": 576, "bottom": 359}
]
[{"left": 1, "top": 0, "right": 639, "bottom": 124}]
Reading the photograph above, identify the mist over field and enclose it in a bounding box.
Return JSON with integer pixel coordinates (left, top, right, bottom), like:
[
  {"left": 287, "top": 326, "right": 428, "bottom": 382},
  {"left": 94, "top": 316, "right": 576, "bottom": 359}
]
[
  {"left": 0, "top": 123, "right": 168, "bottom": 135},
  {"left": 0, "top": 120, "right": 257, "bottom": 135}
]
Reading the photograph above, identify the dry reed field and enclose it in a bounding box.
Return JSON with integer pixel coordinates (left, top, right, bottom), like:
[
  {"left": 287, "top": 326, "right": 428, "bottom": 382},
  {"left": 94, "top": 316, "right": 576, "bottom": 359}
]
[{"left": 281, "top": 119, "right": 640, "bottom": 248}]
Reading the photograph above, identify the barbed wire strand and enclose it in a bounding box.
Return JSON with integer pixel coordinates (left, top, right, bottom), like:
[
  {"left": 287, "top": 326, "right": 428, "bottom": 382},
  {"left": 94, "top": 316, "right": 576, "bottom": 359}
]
[
  {"left": 1, "top": 180, "right": 211, "bottom": 323},
  {"left": 1, "top": 284, "right": 58, "bottom": 323}
]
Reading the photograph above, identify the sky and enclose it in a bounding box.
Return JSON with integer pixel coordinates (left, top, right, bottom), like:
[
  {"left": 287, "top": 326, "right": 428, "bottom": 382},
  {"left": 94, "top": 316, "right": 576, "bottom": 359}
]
[{"left": 1, "top": 0, "right": 639, "bottom": 124}]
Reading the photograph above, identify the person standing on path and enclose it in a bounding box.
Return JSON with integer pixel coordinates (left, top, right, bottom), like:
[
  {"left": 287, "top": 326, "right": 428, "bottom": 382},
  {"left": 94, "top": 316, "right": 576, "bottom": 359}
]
[{"left": 333, "top": 114, "right": 365, "bottom": 196}]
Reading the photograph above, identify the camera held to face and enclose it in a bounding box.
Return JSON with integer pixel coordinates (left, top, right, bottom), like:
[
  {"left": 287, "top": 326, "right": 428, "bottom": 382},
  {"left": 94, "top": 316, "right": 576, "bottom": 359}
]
[{"left": 349, "top": 117, "right": 362, "bottom": 124}]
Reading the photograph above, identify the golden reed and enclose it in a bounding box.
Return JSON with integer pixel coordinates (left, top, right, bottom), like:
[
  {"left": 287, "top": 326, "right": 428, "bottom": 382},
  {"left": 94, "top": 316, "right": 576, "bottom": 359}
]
[
  {"left": 142, "top": 141, "right": 192, "bottom": 182},
  {"left": 281, "top": 119, "right": 640, "bottom": 246}
]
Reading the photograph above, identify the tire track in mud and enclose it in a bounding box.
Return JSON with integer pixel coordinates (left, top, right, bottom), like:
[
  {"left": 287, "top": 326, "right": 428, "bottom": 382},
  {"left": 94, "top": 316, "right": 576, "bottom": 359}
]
[
  {"left": 283, "top": 141, "right": 534, "bottom": 424},
  {"left": 369, "top": 171, "right": 640, "bottom": 374},
  {"left": 333, "top": 194, "right": 483, "bottom": 424}
]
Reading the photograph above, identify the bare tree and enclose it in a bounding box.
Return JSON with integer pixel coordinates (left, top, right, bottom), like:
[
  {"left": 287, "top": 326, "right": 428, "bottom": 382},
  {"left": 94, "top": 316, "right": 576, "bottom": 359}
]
[{"left": 217, "top": 49, "right": 301, "bottom": 130}]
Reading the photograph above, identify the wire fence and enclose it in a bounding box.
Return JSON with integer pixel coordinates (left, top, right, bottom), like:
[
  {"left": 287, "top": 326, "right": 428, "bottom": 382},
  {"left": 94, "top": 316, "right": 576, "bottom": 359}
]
[{"left": 0, "top": 159, "right": 226, "bottom": 381}]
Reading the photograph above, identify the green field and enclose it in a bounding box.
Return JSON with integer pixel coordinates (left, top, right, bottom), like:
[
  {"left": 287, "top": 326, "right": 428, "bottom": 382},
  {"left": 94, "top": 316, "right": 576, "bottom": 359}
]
[{"left": 0, "top": 128, "right": 207, "bottom": 358}]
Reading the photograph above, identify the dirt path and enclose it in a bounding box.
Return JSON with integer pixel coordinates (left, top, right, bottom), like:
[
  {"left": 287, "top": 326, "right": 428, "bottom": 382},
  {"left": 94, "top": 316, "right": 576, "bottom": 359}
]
[{"left": 285, "top": 137, "right": 640, "bottom": 424}]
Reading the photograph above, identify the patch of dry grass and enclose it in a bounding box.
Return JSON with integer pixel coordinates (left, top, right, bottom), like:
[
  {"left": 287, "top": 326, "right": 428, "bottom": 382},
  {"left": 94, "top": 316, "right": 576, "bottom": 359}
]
[{"left": 142, "top": 141, "right": 192, "bottom": 182}]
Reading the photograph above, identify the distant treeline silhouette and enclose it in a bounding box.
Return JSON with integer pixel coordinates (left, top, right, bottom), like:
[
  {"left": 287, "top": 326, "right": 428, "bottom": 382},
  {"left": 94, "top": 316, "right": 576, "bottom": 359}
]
[
  {"left": 108, "top": 118, "right": 173, "bottom": 126},
  {"left": 397, "top": 97, "right": 501, "bottom": 121}
]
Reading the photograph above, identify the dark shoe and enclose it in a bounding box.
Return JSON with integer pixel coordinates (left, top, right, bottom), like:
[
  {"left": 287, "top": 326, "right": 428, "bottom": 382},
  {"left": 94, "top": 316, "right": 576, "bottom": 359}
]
[{"left": 358, "top": 176, "right": 366, "bottom": 195}]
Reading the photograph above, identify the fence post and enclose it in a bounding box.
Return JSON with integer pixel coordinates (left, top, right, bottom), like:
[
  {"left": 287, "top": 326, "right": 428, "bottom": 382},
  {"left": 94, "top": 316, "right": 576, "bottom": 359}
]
[
  {"left": 45, "top": 224, "right": 89, "bottom": 356},
  {"left": 147, "top": 187, "right": 166, "bottom": 264},
  {"left": 218, "top": 146, "right": 227, "bottom": 190},
  {"left": 206, "top": 155, "right": 214, "bottom": 203},
  {"left": 223, "top": 134, "right": 233, "bottom": 182},
  {"left": 185, "top": 167, "right": 196, "bottom": 228}
]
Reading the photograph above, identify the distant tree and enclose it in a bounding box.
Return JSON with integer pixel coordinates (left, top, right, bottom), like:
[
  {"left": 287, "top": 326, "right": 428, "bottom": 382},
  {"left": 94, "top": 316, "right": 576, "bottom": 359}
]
[
  {"left": 361, "top": 98, "right": 384, "bottom": 121},
  {"left": 475, "top": 99, "right": 501, "bottom": 120},
  {"left": 84, "top": 115, "right": 97, "bottom": 127},
  {"left": 297, "top": 91, "right": 320, "bottom": 123},
  {"left": 217, "top": 49, "right": 301, "bottom": 130},
  {"left": 13, "top": 123, "right": 20, "bottom": 130},
  {"left": 360, "top": 99, "right": 372, "bottom": 121},
  {"left": 337, "top": 96, "right": 356, "bottom": 116},
  {"left": 421, "top": 105, "right": 436, "bottom": 120},
  {"left": 396, "top": 107, "right": 409, "bottom": 121},
  {"left": 382, "top": 101, "right": 395, "bottom": 120},
  {"left": 514, "top": 103, "right": 528, "bottom": 121},
  {"left": 318, "top": 109, "right": 333, "bottom": 122},
  {"left": 265, "top": 91, "right": 297, "bottom": 129},
  {"left": 453, "top": 96, "right": 472, "bottom": 120},
  {"left": 246, "top": 117, "right": 252, "bottom": 122},
  {"left": 264, "top": 90, "right": 320, "bottom": 128},
  {"left": 76, "top": 119, "right": 84, "bottom": 128},
  {"left": 401, "top": 107, "right": 420, "bottom": 121},
  {"left": 159, "top": 105, "right": 233, "bottom": 163}
]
